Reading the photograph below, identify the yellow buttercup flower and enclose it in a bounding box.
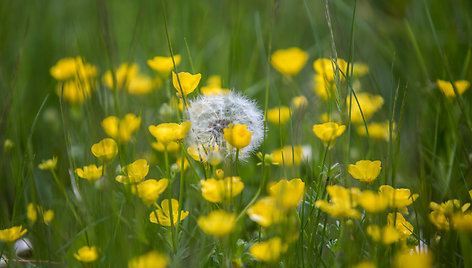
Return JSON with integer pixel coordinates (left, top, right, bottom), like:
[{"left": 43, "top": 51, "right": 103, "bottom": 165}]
[
  {"left": 128, "top": 251, "right": 169, "bottom": 268},
  {"left": 147, "top": 55, "right": 181, "bottom": 76},
  {"left": 200, "top": 86, "right": 230, "bottom": 96},
  {"left": 102, "top": 113, "right": 141, "bottom": 143},
  {"left": 223, "top": 124, "right": 252, "bottom": 149},
  {"left": 27, "top": 203, "right": 54, "bottom": 225},
  {"left": 357, "top": 121, "right": 395, "bottom": 141},
  {"left": 91, "top": 138, "right": 118, "bottom": 162},
  {"left": 149, "top": 199, "right": 189, "bottom": 227},
  {"left": 135, "top": 179, "right": 169, "bottom": 206},
  {"left": 102, "top": 63, "right": 138, "bottom": 90},
  {"left": 74, "top": 246, "right": 98, "bottom": 263},
  {"left": 453, "top": 213, "right": 472, "bottom": 232},
  {"left": 437, "top": 79, "right": 470, "bottom": 98},
  {"left": 379, "top": 185, "right": 418, "bottom": 213},
  {"left": 200, "top": 177, "right": 244, "bottom": 203},
  {"left": 348, "top": 160, "right": 382, "bottom": 184},
  {"left": 270, "top": 47, "right": 308, "bottom": 76},
  {"left": 358, "top": 190, "right": 388, "bottom": 213},
  {"left": 429, "top": 199, "right": 469, "bottom": 230},
  {"left": 247, "top": 197, "right": 283, "bottom": 227},
  {"left": 56, "top": 80, "right": 93, "bottom": 105},
  {"left": 366, "top": 224, "right": 401, "bottom": 245},
  {"left": 152, "top": 141, "right": 179, "bottom": 152},
  {"left": 197, "top": 210, "right": 236, "bottom": 237},
  {"left": 313, "top": 58, "right": 348, "bottom": 81},
  {"left": 38, "top": 156, "right": 58, "bottom": 171},
  {"left": 312, "top": 122, "right": 346, "bottom": 144},
  {"left": 0, "top": 225, "right": 27, "bottom": 243},
  {"left": 75, "top": 164, "right": 103, "bottom": 182},
  {"left": 315, "top": 185, "right": 361, "bottom": 219},
  {"left": 352, "top": 62, "right": 370, "bottom": 77},
  {"left": 388, "top": 212, "right": 413, "bottom": 240},
  {"left": 268, "top": 146, "right": 303, "bottom": 166},
  {"left": 127, "top": 74, "right": 155, "bottom": 96},
  {"left": 394, "top": 250, "right": 433, "bottom": 268},
  {"left": 172, "top": 71, "right": 201, "bottom": 96},
  {"left": 268, "top": 178, "right": 305, "bottom": 210},
  {"left": 349, "top": 92, "right": 384, "bottom": 124},
  {"left": 175, "top": 157, "right": 189, "bottom": 171},
  {"left": 50, "top": 57, "right": 97, "bottom": 81},
  {"left": 116, "top": 159, "right": 149, "bottom": 184},
  {"left": 249, "top": 237, "right": 288, "bottom": 262},
  {"left": 291, "top": 95, "right": 308, "bottom": 110},
  {"left": 353, "top": 261, "right": 376, "bottom": 268},
  {"left": 148, "top": 122, "right": 191, "bottom": 145},
  {"left": 469, "top": 189, "right": 472, "bottom": 199},
  {"left": 267, "top": 106, "right": 291, "bottom": 125},
  {"left": 313, "top": 74, "right": 335, "bottom": 100}
]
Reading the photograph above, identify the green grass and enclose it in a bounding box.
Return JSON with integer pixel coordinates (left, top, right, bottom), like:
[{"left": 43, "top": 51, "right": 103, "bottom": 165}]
[{"left": 1, "top": 0, "right": 472, "bottom": 267}]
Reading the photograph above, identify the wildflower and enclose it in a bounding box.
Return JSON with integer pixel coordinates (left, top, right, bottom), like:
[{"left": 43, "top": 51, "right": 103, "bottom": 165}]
[
  {"left": 249, "top": 237, "right": 288, "bottom": 262},
  {"left": 147, "top": 55, "right": 181, "bottom": 76},
  {"left": 127, "top": 74, "right": 155, "bottom": 95},
  {"left": 74, "top": 246, "right": 98, "bottom": 263},
  {"left": 149, "top": 199, "right": 189, "bottom": 226},
  {"left": 91, "top": 138, "right": 118, "bottom": 162},
  {"left": 268, "top": 178, "right": 305, "bottom": 210},
  {"left": 128, "top": 251, "right": 169, "bottom": 268},
  {"left": 175, "top": 157, "right": 189, "bottom": 171},
  {"left": 437, "top": 79, "right": 470, "bottom": 98},
  {"left": 56, "top": 80, "right": 93, "bottom": 105},
  {"left": 197, "top": 210, "right": 236, "bottom": 237},
  {"left": 223, "top": 124, "right": 252, "bottom": 150},
  {"left": 394, "top": 250, "right": 433, "bottom": 268},
  {"left": 379, "top": 185, "right": 418, "bottom": 213},
  {"left": 352, "top": 62, "right": 370, "bottom": 77},
  {"left": 116, "top": 159, "right": 149, "bottom": 184},
  {"left": 349, "top": 93, "right": 384, "bottom": 124},
  {"left": 38, "top": 156, "right": 58, "bottom": 171},
  {"left": 152, "top": 141, "right": 179, "bottom": 152},
  {"left": 75, "top": 165, "right": 103, "bottom": 182},
  {"left": 348, "top": 160, "right": 382, "bottom": 184},
  {"left": 172, "top": 71, "right": 201, "bottom": 96},
  {"left": 148, "top": 122, "right": 191, "bottom": 145},
  {"left": 452, "top": 213, "right": 472, "bottom": 232},
  {"left": 200, "top": 177, "right": 244, "bottom": 203},
  {"left": 313, "top": 58, "right": 348, "bottom": 81},
  {"left": 186, "top": 91, "right": 264, "bottom": 161},
  {"left": 313, "top": 74, "right": 335, "bottom": 100},
  {"left": 367, "top": 224, "right": 401, "bottom": 245},
  {"left": 358, "top": 190, "right": 388, "bottom": 213},
  {"left": 50, "top": 57, "right": 97, "bottom": 81},
  {"left": 27, "top": 203, "right": 54, "bottom": 225},
  {"left": 315, "top": 185, "right": 361, "bottom": 219},
  {"left": 0, "top": 226, "right": 27, "bottom": 243},
  {"left": 267, "top": 146, "right": 304, "bottom": 166},
  {"left": 201, "top": 75, "right": 229, "bottom": 96},
  {"left": 291, "top": 95, "right": 308, "bottom": 109},
  {"left": 469, "top": 189, "right": 472, "bottom": 199},
  {"left": 267, "top": 106, "right": 291, "bottom": 125},
  {"left": 187, "top": 143, "right": 220, "bottom": 163},
  {"left": 388, "top": 212, "right": 413, "bottom": 240},
  {"left": 102, "top": 114, "right": 141, "bottom": 143},
  {"left": 429, "top": 199, "right": 469, "bottom": 230},
  {"left": 247, "top": 197, "right": 283, "bottom": 227},
  {"left": 353, "top": 261, "right": 376, "bottom": 268},
  {"left": 357, "top": 121, "right": 395, "bottom": 141},
  {"left": 135, "top": 179, "right": 169, "bottom": 206},
  {"left": 102, "top": 63, "right": 139, "bottom": 90},
  {"left": 312, "top": 122, "right": 346, "bottom": 145},
  {"left": 270, "top": 47, "right": 308, "bottom": 76}
]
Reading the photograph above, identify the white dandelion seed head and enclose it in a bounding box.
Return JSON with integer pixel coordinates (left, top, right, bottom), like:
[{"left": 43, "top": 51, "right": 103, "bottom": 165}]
[{"left": 186, "top": 91, "right": 264, "bottom": 161}]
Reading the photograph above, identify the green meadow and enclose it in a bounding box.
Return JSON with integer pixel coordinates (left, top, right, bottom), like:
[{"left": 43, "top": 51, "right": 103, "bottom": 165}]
[{"left": 1, "top": 0, "right": 472, "bottom": 267}]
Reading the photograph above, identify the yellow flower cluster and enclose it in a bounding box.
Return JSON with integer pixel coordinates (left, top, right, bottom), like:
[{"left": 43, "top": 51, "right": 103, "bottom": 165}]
[
  {"left": 149, "top": 122, "right": 191, "bottom": 150},
  {"left": 102, "top": 63, "right": 158, "bottom": 95},
  {"left": 429, "top": 199, "right": 472, "bottom": 232},
  {"left": 102, "top": 114, "right": 141, "bottom": 143},
  {"left": 150, "top": 199, "right": 189, "bottom": 227},
  {"left": 200, "top": 75, "right": 230, "bottom": 96},
  {"left": 27, "top": 203, "right": 54, "bottom": 225},
  {"left": 50, "top": 57, "right": 97, "bottom": 105}
]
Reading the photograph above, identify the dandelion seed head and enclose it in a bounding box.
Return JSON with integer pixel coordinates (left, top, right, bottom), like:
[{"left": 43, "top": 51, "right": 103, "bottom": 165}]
[{"left": 186, "top": 91, "right": 264, "bottom": 161}]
